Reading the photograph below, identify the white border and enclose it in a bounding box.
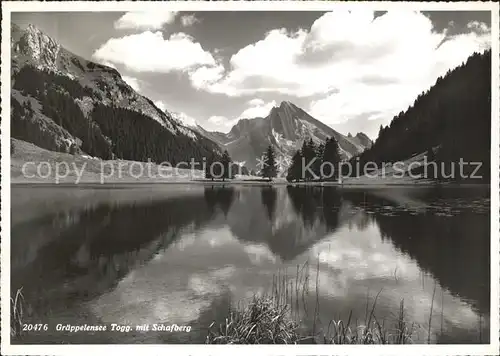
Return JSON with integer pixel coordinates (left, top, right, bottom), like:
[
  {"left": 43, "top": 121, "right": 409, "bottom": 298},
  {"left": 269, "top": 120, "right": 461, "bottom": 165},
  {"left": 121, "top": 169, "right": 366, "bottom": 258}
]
[{"left": 1, "top": 2, "right": 499, "bottom": 355}]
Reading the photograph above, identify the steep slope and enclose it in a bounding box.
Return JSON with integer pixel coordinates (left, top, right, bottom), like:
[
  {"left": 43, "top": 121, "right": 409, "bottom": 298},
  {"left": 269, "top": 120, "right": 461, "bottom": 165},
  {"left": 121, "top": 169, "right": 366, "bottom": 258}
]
[
  {"left": 202, "top": 101, "right": 372, "bottom": 171},
  {"left": 11, "top": 24, "right": 221, "bottom": 164},
  {"left": 353, "top": 50, "right": 491, "bottom": 181}
]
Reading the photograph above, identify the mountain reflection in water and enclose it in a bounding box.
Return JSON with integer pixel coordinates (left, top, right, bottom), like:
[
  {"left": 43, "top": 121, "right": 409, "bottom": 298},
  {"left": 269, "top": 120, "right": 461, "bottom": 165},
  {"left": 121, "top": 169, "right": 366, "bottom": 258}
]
[{"left": 11, "top": 184, "right": 490, "bottom": 344}]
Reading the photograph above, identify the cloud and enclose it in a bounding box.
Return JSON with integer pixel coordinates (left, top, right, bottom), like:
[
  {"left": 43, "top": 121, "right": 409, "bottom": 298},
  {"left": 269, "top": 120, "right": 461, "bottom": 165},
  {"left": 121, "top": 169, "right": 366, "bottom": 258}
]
[
  {"left": 247, "top": 98, "right": 265, "bottom": 106},
  {"left": 181, "top": 14, "right": 200, "bottom": 27},
  {"left": 308, "top": 82, "right": 423, "bottom": 127},
  {"left": 203, "top": 99, "right": 276, "bottom": 133},
  {"left": 114, "top": 11, "right": 178, "bottom": 30},
  {"left": 206, "top": 115, "right": 238, "bottom": 132},
  {"left": 195, "top": 28, "right": 309, "bottom": 97},
  {"left": 93, "top": 31, "right": 217, "bottom": 73},
  {"left": 188, "top": 64, "right": 225, "bottom": 89},
  {"left": 107, "top": 11, "right": 491, "bottom": 136},
  {"left": 467, "top": 20, "right": 490, "bottom": 34},
  {"left": 191, "top": 10, "right": 490, "bottom": 129},
  {"left": 99, "top": 60, "right": 117, "bottom": 70},
  {"left": 330, "top": 112, "right": 386, "bottom": 140},
  {"left": 122, "top": 76, "right": 141, "bottom": 92},
  {"left": 239, "top": 99, "right": 276, "bottom": 119},
  {"left": 208, "top": 115, "right": 229, "bottom": 125},
  {"left": 172, "top": 111, "right": 198, "bottom": 127}
]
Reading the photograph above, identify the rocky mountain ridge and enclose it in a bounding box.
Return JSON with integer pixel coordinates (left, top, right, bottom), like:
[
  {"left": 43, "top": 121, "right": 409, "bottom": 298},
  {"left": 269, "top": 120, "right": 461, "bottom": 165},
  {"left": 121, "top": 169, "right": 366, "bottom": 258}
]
[
  {"left": 196, "top": 101, "right": 372, "bottom": 171},
  {"left": 11, "top": 23, "right": 221, "bottom": 163}
]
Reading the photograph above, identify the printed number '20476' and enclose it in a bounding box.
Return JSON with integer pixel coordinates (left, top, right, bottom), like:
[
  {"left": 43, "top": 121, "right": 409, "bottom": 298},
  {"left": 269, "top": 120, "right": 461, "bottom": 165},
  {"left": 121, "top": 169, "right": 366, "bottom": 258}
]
[{"left": 22, "top": 324, "right": 48, "bottom": 331}]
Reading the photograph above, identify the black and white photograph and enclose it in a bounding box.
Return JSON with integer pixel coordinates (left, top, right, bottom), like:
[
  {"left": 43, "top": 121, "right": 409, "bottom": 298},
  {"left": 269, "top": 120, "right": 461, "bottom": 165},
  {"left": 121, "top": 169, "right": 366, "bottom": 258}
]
[{"left": 1, "top": 1, "right": 499, "bottom": 355}]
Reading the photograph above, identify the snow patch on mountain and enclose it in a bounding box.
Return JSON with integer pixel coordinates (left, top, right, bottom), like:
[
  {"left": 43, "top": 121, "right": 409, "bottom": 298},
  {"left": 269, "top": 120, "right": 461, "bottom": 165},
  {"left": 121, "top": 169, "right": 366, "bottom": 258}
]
[
  {"left": 272, "top": 128, "right": 294, "bottom": 147},
  {"left": 171, "top": 111, "right": 198, "bottom": 128}
]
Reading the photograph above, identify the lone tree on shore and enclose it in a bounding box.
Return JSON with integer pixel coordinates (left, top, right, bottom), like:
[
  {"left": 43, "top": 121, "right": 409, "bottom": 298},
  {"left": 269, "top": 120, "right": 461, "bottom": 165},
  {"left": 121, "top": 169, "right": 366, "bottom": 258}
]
[
  {"left": 221, "top": 150, "right": 232, "bottom": 181},
  {"left": 261, "top": 145, "right": 278, "bottom": 181},
  {"left": 205, "top": 151, "right": 232, "bottom": 181}
]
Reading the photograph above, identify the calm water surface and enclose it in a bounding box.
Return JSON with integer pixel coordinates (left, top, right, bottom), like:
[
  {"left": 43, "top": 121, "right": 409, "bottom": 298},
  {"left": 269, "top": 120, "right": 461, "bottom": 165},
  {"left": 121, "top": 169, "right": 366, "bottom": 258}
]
[{"left": 11, "top": 184, "right": 490, "bottom": 344}]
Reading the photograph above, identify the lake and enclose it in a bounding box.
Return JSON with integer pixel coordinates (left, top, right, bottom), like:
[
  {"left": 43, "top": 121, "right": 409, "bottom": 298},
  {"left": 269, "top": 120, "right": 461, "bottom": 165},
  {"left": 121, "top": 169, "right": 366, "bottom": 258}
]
[{"left": 10, "top": 184, "right": 491, "bottom": 344}]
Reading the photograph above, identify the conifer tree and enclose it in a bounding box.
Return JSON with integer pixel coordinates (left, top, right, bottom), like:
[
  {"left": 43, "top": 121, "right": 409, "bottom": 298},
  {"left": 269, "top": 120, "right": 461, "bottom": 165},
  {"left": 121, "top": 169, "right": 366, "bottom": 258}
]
[
  {"left": 286, "top": 150, "right": 302, "bottom": 182},
  {"left": 301, "top": 138, "right": 317, "bottom": 181},
  {"left": 205, "top": 155, "right": 215, "bottom": 181},
  {"left": 322, "top": 137, "right": 341, "bottom": 181},
  {"left": 261, "top": 145, "right": 278, "bottom": 181},
  {"left": 314, "top": 142, "right": 325, "bottom": 180},
  {"left": 221, "top": 150, "right": 232, "bottom": 181}
]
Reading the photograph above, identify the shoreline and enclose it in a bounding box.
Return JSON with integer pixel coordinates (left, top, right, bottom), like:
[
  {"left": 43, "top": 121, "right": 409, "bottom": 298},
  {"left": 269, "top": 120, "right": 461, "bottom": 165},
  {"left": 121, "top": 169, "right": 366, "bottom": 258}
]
[
  {"left": 10, "top": 178, "right": 490, "bottom": 188},
  {"left": 11, "top": 139, "right": 491, "bottom": 188}
]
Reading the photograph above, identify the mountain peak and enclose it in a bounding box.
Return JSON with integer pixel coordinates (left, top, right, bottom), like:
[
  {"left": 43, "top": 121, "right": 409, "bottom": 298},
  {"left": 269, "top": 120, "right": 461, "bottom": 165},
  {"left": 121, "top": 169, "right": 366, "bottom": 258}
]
[
  {"left": 279, "top": 100, "right": 296, "bottom": 109},
  {"left": 200, "top": 100, "right": 372, "bottom": 169},
  {"left": 26, "top": 23, "right": 42, "bottom": 35},
  {"left": 352, "top": 132, "right": 373, "bottom": 148},
  {"left": 13, "top": 23, "right": 61, "bottom": 70}
]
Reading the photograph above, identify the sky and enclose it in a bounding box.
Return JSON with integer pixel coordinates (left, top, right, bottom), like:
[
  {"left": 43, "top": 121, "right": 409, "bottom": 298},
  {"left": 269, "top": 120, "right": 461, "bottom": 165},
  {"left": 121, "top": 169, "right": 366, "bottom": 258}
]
[{"left": 12, "top": 10, "right": 492, "bottom": 139}]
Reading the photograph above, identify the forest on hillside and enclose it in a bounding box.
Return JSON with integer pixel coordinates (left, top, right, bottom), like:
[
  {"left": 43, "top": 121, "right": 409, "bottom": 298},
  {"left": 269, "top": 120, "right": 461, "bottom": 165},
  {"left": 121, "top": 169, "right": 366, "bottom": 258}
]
[
  {"left": 351, "top": 50, "right": 491, "bottom": 181},
  {"left": 11, "top": 65, "right": 221, "bottom": 166}
]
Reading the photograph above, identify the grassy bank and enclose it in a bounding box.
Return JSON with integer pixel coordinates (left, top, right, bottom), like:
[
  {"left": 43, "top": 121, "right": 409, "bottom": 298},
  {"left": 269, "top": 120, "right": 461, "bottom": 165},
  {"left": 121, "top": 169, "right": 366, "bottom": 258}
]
[
  {"left": 206, "top": 263, "right": 417, "bottom": 344},
  {"left": 206, "top": 295, "right": 414, "bottom": 344},
  {"left": 11, "top": 287, "right": 24, "bottom": 339},
  {"left": 11, "top": 138, "right": 450, "bottom": 187}
]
